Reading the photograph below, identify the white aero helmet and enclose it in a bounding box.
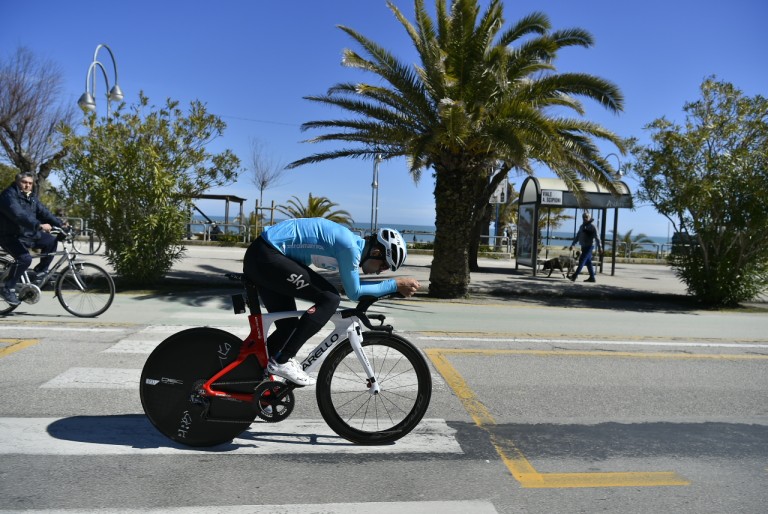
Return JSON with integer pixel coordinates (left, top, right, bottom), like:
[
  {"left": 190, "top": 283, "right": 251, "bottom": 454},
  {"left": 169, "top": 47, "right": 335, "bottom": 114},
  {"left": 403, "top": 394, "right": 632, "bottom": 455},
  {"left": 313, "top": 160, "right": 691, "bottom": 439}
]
[{"left": 376, "top": 228, "right": 407, "bottom": 271}]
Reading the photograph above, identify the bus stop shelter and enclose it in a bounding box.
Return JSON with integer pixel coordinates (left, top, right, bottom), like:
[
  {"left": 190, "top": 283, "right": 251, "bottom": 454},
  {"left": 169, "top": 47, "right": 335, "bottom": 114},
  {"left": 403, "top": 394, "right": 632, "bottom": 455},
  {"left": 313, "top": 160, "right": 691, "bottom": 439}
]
[{"left": 515, "top": 177, "right": 633, "bottom": 276}]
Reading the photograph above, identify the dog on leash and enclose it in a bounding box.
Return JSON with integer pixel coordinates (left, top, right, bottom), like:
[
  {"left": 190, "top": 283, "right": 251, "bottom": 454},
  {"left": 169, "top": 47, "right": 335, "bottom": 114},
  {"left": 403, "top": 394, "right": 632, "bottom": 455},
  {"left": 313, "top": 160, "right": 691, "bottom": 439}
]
[{"left": 541, "top": 253, "right": 579, "bottom": 278}]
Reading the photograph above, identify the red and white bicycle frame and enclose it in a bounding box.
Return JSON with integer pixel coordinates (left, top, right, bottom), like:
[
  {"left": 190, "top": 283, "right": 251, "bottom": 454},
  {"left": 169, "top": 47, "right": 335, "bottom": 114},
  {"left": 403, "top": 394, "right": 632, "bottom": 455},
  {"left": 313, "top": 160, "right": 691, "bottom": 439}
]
[{"left": 201, "top": 308, "right": 381, "bottom": 402}]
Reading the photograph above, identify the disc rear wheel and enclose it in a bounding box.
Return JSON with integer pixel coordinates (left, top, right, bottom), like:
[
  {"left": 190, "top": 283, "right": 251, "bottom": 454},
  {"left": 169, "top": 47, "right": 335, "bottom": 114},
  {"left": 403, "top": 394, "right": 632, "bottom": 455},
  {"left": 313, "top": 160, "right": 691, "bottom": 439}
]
[{"left": 140, "top": 327, "right": 262, "bottom": 447}]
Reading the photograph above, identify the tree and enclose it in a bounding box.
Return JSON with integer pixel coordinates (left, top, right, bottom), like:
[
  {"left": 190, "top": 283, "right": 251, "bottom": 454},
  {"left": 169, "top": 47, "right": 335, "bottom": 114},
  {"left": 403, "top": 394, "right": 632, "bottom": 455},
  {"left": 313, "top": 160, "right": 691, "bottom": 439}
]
[
  {"left": 629, "top": 78, "right": 768, "bottom": 306},
  {"left": 58, "top": 92, "right": 240, "bottom": 285},
  {"left": 287, "top": 0, "right": 625, "bottom": 298},
  {"left": 0, "top": 47, "right": 75, "bottom": 191},
  {"left": 249, "top": 137, "right": 286, "bottom": 215},
  {"left": 0, "top": 163, "right": 17, "bottom": 187},
  {"left": 277, "top": 193, "right": 354, "bottom": 227},
  {"left": 607, "top": 229, "right": 654, "bottom": 257}
]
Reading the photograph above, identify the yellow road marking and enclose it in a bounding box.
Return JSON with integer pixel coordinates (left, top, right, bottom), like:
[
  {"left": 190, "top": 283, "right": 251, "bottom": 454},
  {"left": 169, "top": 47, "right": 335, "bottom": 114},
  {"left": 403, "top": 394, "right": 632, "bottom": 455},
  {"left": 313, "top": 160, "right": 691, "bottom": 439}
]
[
  {"left": 425, "top": 348, "right": 692, "bottom": 488},
  {"left": 0, "top": 338, "right": 40, "bottom": 358}
]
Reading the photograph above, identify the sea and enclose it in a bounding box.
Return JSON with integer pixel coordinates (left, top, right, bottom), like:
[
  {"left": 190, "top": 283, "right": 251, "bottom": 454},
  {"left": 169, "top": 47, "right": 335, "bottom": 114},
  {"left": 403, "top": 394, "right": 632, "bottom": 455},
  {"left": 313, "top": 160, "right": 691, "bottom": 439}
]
[
  {"left": 187, "top": 216, "right": 438, "bottom": 243},
  {"left": 189, "top": 216, "right": 670, "bottom": 247}
]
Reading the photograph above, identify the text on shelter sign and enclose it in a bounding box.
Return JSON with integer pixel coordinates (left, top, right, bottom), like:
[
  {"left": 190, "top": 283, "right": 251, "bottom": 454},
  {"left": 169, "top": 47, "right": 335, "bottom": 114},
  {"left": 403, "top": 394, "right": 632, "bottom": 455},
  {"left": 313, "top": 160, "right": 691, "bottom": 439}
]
[{"left": 541, "top": 190, "right": 563, "bottom": 205}]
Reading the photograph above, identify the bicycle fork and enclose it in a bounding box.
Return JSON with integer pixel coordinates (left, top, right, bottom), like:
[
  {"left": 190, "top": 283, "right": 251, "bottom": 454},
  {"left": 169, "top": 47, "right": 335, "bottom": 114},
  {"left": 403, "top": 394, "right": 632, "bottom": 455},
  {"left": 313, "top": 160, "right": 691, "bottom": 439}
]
[{"left": 347, "top": 320, "right": 381, "bottom": 395}]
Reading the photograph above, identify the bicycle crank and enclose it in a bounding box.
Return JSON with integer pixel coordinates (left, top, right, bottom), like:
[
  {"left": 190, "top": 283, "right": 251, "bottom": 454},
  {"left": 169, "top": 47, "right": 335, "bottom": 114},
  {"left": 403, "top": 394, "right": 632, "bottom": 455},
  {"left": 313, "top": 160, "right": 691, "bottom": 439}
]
[
  {"left": 17, "top": 283, "right": 41, "bottom": 304},
  {"left": 253, "top": 380, "right": 295, "bottom": 423}
]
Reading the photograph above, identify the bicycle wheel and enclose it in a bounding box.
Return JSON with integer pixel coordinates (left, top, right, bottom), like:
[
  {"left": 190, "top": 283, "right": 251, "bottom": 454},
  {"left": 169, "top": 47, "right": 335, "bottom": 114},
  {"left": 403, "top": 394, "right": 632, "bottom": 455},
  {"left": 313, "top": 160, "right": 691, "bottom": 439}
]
[
  {"left": 72, "top": 229, "right": 103, "bottom": 255},
  {"left": 140, "top": 327, "right": 262, "bottom": 447},
  {"left": 55, "top": 262, "right": 115, "bottom": 317},
  {"left": 316, "top": 331, "right": 432, "bottom": 445},
  {"left": 0, "top": 255, "right": 20, "bottom": 315}
]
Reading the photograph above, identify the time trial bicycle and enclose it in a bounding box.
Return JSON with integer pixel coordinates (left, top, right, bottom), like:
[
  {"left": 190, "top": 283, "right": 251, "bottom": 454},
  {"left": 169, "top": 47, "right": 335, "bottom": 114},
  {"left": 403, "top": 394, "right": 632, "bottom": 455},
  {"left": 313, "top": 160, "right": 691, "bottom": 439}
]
[
  {"left": 0, "top": 227, "right": 115, "bottom": 317},
  {"left": 140, "top": 273, "right": 432, "bottom": 446}
]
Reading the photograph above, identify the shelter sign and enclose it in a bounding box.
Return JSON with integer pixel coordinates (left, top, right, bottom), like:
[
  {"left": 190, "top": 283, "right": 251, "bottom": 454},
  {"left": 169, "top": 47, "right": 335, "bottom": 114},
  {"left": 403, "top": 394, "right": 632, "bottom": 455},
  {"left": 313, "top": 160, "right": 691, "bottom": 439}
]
[{"left": 540, "top": 190, "right": 562, "bottom": 206}]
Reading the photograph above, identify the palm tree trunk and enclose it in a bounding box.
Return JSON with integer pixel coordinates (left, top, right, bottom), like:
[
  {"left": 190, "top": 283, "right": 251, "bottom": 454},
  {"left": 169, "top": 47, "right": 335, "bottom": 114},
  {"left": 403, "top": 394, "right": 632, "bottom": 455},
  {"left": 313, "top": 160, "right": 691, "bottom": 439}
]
[
  {"left": 429, "top": 164, "right": 483, "bottom": 298},
  {"left": 468, "top": 203, "right": 492, "bottom": 272}
]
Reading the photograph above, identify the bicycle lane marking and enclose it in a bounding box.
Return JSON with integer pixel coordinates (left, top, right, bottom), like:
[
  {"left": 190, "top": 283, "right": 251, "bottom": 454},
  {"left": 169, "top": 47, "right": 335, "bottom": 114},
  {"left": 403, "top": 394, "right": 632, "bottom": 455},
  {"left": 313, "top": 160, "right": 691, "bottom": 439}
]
[
  {"left": 424, "top": 347, "right": 716, "bottom": 489},
  {"left": 0, "top": 338, "right": 39, "bottom": 358}
]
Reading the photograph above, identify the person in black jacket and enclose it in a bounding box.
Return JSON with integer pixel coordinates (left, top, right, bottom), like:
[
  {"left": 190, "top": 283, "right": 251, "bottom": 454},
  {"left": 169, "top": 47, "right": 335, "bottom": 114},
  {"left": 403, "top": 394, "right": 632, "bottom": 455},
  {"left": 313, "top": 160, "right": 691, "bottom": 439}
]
[
  {"left": 0, "top": 172, "right": 65, "bottom": 305},
  {"left": 568, "top": 211, "right": 603, "bottom": 283}
]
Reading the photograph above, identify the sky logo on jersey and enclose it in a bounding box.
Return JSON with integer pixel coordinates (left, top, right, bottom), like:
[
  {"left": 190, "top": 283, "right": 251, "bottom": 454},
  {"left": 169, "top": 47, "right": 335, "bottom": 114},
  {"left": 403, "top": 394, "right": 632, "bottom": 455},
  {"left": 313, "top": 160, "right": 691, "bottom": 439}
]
[{"left": 287, "top": 273, "right": 310, "bottom": 290}]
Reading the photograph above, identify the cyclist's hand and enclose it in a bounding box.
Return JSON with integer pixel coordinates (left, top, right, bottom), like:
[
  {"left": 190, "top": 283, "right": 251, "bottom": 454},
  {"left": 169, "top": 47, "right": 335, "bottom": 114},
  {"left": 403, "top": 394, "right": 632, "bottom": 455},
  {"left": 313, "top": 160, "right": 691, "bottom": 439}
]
[
  {"left": 40, "top": 223, "right": 53, "bottom": 233},
  {"left": 396, "top": 278, "right": 420, "bottom": 297}
]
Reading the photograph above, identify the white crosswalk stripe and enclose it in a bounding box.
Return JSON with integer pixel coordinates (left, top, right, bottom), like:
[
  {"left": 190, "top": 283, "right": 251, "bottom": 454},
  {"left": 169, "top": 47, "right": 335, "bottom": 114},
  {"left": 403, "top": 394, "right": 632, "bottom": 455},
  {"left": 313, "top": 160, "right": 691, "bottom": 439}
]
[
  {"left": 40, "top": 367, "right": 138, "bottom": 389},
  {"left": 0, "top": 417, "right": 462, "bottom": 455},
  {"left": 0, "top": 500, "right": 498, "bottom": 514}
]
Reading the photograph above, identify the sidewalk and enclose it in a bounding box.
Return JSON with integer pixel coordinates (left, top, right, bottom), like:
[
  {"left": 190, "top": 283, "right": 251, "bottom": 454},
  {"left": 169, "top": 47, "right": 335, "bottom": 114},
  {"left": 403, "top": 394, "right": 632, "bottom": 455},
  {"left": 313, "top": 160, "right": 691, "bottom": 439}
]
[{"left": 149, "top": 245, "right": 717, "bottom": 307}]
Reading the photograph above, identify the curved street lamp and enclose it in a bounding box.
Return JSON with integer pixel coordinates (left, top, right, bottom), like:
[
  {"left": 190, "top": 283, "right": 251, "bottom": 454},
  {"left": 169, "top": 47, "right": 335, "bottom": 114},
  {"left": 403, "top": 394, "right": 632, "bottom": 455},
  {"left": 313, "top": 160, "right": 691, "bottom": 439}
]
[
  {"left": 370, "top": 153, "right": 382, "bottom": 233},
  {"left": 605, "top": 152, "right": 622, "bottom": 178},
  {"left": 77, "top": 44, "right": 123, "bottom": 116}
]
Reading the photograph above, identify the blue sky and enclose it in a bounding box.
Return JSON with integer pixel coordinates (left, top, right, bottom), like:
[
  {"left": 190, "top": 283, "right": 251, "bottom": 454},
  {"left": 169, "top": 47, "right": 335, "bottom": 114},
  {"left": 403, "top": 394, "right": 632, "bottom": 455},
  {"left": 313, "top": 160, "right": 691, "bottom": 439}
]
[{"left": 2, "top": 0, "right": 766, "bottom": 239}]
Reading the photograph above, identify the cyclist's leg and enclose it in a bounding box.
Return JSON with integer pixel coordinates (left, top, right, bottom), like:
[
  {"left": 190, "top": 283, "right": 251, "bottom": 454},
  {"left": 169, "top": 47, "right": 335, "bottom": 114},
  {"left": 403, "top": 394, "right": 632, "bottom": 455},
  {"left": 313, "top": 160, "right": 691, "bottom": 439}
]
[
  {"left": 31, "top": 232, "right": 57, "bottom": 273},
  {"left": 244, "top": 238, "right": 340, "bottom": 362},
  {"left": 0, "top": 238, "right": 31, "bottom": 288}
]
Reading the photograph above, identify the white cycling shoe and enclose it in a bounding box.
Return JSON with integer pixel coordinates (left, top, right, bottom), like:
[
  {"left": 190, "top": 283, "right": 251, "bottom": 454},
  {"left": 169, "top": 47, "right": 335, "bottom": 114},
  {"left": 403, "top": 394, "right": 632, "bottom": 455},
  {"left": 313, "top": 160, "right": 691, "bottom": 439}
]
[{"left": 267, "top": 358, "right": 315, "bottom": 387}]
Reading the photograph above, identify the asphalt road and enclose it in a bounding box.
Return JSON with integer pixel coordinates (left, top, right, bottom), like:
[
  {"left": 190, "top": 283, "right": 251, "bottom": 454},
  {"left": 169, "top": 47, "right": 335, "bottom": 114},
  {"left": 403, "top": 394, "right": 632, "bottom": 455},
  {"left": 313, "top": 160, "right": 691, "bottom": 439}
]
[{"left": 1, "top": 285, "right": 767, "bottom": 513}]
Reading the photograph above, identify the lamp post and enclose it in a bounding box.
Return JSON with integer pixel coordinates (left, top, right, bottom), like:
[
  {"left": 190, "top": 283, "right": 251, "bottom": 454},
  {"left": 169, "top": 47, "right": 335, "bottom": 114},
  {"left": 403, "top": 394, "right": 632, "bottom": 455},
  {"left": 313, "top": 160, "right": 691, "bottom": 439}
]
[
  {"left": 605, "top": 152, "right": 622, "bottom": 276},
  {"left": 77, "top": 44, "right": 123, "bottom": 116},
  {"left": 370, "top": 153, "right": 382, "bottom": 233},
  {"left": 605, "top": 152, "right": 622, "bottom": 177},
  {"left": 76, "top": 44, "right": 123, "bottom": 252}
]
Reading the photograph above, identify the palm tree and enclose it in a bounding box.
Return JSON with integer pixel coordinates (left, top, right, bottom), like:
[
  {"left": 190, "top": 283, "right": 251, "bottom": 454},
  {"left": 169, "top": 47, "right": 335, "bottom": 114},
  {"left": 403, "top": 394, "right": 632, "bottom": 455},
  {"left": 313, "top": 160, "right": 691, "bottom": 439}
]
[
  {"left": 277, "top": 193, "right": 355, "bottom": 227},
  {"left": 608, "top": 229, "right": 655, "bottom": 257},
  {"left": 288, "top": 0, "right": 625, "bottom": 298}
]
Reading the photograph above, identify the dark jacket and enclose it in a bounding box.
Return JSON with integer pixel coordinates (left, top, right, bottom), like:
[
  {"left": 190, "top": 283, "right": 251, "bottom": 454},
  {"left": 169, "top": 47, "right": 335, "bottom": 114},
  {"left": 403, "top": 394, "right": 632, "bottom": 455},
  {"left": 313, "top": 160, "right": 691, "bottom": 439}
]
[
  {"left": 571, "top": 221, "right": 602, "bottom": 251},
  {"left": 0, "top": 182, "right": 62, "bottom": 241}
]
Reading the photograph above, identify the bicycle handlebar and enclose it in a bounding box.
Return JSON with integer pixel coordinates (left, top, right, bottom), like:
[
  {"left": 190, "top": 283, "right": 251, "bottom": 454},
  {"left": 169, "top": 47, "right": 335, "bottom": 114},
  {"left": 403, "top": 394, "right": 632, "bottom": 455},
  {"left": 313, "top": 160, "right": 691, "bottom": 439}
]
[{"left": 341, "top": 293, "right": 403, "bottom": 333}]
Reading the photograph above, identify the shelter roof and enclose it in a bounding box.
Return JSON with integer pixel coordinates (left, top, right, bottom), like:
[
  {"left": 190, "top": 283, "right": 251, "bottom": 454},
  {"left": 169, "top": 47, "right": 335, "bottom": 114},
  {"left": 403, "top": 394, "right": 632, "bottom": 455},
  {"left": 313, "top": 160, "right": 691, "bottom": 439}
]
[{"left": 519, "top": 177, "right": 633, "bottom": 209}]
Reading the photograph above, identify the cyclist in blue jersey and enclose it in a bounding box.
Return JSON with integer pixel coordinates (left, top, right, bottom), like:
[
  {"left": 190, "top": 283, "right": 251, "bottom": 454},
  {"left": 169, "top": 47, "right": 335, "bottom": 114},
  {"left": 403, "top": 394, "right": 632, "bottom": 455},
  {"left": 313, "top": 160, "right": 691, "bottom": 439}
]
[{"left": 243, "top": 218, "right": 419, "bottom": 386}]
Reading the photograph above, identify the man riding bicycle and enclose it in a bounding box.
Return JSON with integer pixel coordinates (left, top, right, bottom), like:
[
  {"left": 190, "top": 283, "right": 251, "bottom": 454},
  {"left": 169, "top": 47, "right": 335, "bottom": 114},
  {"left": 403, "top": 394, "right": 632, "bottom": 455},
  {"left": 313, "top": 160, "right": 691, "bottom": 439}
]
[
  {"left": 243, "top": 218, "right": 420, "bottom": 386},
  {"left": 0, "top": 172, "right": 66, "bottom": 306}
]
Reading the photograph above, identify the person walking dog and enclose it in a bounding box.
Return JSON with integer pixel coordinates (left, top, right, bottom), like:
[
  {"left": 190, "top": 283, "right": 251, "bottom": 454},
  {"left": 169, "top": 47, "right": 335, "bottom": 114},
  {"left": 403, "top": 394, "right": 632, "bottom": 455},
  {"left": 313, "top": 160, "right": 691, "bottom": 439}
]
[{"left": 569, "top": 211, "right": 603, "bottom": 283}]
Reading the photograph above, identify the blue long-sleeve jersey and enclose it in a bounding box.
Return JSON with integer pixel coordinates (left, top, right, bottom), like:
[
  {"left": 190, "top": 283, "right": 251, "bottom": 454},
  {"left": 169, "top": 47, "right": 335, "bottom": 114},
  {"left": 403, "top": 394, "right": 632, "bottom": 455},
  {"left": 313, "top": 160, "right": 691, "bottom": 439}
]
[{"left": 262, "top": 218, "right": 397, "bottom": 301}]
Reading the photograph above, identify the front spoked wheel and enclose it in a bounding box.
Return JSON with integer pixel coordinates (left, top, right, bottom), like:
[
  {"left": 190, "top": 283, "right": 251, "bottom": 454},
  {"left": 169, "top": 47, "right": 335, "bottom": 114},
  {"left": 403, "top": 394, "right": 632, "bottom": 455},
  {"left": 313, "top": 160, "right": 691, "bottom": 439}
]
[
  {"left": 140, "top": 327, "right": 262, "bottom": 447},
  {"left": 316, "top": 332, "right": 432, "bottom": 445},
  {"left": 55, "top": 262, "right": 115, "bottom": 317}
]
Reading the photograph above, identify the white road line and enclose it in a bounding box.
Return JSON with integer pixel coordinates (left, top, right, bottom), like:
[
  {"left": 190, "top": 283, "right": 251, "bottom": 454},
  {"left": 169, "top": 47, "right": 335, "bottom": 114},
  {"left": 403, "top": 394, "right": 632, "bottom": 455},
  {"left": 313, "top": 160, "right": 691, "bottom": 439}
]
[
  {"left": 104, "top": 325, "right": 333, "bottom": 354},
  {"left": 416, "top": 336, "right": 768, "bottom": 349},
  {"left": 0, "top": 500, "right": 497, "bottom": 514},
  {"left": 39, "top": 367, "right": 445, "bottom": 391},
  {"left": 0, "top": 417, "right": 462, "bottom": 455},
  {"left": 0, "top": 326, "right": 128, "bottom": 333}
]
